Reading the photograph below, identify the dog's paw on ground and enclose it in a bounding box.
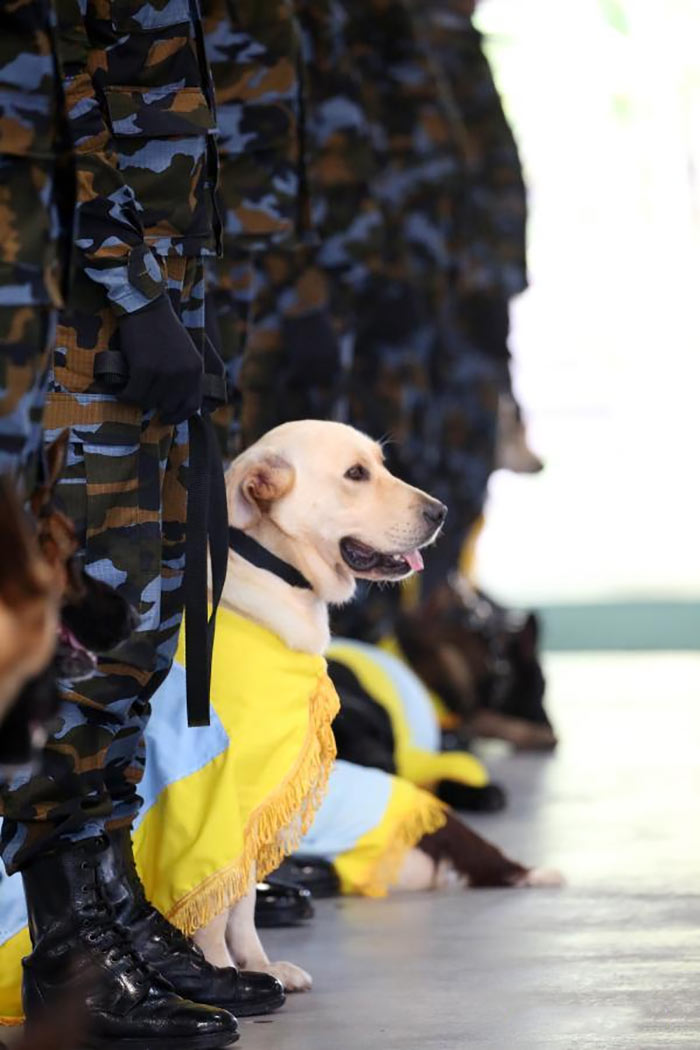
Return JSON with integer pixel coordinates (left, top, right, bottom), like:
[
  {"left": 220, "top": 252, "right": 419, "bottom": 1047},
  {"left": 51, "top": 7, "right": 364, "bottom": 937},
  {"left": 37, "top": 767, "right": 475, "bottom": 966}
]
[
  {"left": 265, "top": 961, "right": 313, "bottom": 992},
  {"left": 517, "top": 867, "right": 565, "bottom": 888}
]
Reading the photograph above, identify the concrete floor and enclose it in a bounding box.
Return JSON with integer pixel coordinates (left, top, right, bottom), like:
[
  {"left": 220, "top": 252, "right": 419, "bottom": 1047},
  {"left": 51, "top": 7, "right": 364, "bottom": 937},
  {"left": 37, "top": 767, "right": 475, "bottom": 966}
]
[{"left": 242, "top": 653, "right": 700, "bottom": 1050}]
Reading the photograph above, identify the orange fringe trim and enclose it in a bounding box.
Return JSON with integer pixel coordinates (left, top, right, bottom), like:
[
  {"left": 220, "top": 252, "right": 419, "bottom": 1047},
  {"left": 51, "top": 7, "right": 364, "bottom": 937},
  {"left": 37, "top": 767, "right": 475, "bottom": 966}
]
[
  {"left": 351, "top": 795, "right": 447, "bottom": 899},
  {"left": 168, "top": 671, "right": 339, "bottom": 936}
]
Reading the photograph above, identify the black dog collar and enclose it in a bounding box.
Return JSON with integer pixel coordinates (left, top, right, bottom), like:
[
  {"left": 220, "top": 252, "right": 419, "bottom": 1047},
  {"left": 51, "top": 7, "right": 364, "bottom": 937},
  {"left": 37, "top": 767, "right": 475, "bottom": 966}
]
[{"left": 228, "top": 527, "right": 313, "bottom": 591}]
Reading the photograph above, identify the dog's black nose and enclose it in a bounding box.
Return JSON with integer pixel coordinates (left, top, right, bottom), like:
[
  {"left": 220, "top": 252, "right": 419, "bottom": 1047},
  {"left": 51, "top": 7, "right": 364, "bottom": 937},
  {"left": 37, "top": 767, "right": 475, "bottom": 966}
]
[{"left": 423, "top": 501, "right": 448, "bottom": 527}]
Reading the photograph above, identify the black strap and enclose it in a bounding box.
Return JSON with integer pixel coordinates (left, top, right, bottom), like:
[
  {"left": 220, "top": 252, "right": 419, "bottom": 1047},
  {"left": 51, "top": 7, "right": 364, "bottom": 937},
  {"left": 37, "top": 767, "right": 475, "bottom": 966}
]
[
  {"left": 94, "top": 343, "right": 227, "bottom": 727},
  {"left": 228, "top": 527, "right": 313, "bottom": 591},
  {"left": 202, "top": 372, "right": 227, "bottom": 405},
  {"left": 183, "top": 413, "right": 229, "bottom": 727}
]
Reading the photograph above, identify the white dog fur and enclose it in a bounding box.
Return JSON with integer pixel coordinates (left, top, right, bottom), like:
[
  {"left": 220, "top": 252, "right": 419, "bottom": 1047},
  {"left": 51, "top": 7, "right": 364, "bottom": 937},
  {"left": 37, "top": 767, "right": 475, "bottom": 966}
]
[{"left": 192, "top": 421, "right": 445, "bottom": 991}]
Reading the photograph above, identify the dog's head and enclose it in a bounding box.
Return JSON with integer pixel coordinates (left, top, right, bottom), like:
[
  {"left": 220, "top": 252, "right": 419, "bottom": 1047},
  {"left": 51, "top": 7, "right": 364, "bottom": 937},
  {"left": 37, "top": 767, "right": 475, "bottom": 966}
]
[
  {"left": 227, "top": 421, "right": 447, "bottom": 604},
  {"left": 1, "top": 435, "right": 137, "bottom": 769},
  {"left": 0, "top": 478, "right": 59, "bottom": 727},
  {"left": 397, "top": 583, "right": 553, "bottom": 734},
  {"left": 494, "top": 394, "right": 544, "bottom": 475}
]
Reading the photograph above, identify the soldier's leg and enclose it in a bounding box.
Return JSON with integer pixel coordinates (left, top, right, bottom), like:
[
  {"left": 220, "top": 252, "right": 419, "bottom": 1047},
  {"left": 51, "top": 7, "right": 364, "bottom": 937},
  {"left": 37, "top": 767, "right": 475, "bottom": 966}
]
[
  {"left": 103, "top": 258, "right": 196, "bottom": 825},
  {"left": 93, "top": 258, "right": 286, "bottom": 1015},
  {"left": 0, "top": 306, "right": 54, "bottom": 495},
  {"left": 207, "top": 253, "right": 255, "bottom": 461},
  {"left": 0, "top": 264, "right": 188, "bottom": 872},
  {"left": 239, "top": 248, "right": 340, "bottom": 448}
]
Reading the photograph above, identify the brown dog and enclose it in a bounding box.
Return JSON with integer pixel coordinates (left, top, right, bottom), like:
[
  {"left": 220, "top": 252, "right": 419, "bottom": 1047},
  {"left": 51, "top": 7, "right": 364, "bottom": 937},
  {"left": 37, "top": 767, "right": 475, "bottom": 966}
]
[
  {"left": 0, "top": 435, "right": 136, "bottom": 765},
  {"left": 0, "top": 478, "right": 58, "bottom": 727},
  {"left": 396, "top": 581, "right": 557, "bottom": 751}
]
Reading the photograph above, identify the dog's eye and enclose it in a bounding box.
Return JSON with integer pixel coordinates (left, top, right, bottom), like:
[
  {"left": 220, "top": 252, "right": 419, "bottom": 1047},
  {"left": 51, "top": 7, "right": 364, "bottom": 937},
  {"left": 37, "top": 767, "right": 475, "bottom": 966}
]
[{"left": 345, "top": 464, "right": 370, "bottom": 482}]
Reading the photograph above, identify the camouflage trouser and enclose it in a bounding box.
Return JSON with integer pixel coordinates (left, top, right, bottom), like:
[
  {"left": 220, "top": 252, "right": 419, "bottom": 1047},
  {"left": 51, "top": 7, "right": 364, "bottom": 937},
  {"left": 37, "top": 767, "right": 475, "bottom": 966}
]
[
  {"left": 209, "top": 246, "right": 341, "bottom": 455},
  {"left": 207, "top": 251, "right": 256, "bottom": 461},
  {"left": 0, "top": 306, "right": 56, "bottom": 497},
  {"left": 417, "top": 350, "right": 499, "bottom": 594},
  {"left": 0, "top": 257, "right": 204, "bottom": 875}
]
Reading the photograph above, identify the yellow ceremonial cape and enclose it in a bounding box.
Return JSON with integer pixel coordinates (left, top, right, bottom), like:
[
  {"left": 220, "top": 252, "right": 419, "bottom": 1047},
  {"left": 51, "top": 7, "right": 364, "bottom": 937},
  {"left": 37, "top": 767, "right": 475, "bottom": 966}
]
[
  {"left": 169, "top": 605, "right": 339, "bottom": 932},
  {"left": 0, "top": 606, "right": 339, "bottom": 1025},
  {"left": 328, "top": 638, "right": 488, "bottom": 788},
  {"left": 333, "top": 776, "right": 446, "bottom": 898}
]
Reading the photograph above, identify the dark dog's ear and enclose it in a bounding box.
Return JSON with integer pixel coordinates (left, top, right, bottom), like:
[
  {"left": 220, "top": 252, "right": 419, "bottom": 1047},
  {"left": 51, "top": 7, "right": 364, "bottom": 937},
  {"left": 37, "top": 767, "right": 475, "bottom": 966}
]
[
  {"left": 45, "top": 430, "right": 69, "bottom": 487},
  {"left": 30, "top": 430, "right": 69, "bottom": 518},
  {"left": 226, "top": 451, "right": 295, "bottom": 530},
  {"left": 0, "top": 478, "right": 48, "bottom": 605}
]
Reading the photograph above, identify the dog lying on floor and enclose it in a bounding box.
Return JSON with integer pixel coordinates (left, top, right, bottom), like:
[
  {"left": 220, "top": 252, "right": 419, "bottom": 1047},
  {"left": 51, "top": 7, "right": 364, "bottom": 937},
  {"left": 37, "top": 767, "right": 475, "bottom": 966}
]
[
  {"left": 189, "top": 421, "right": 562, "bottom": 992},
  {"left": 395, "top": 580, "right": 557, "bottom": 752}
]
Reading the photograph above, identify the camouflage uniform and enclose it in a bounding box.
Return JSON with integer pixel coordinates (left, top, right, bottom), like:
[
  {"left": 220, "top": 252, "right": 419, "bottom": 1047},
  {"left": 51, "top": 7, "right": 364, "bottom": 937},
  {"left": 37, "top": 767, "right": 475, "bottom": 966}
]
[
  {"left": 312, "top": 0, "right": 526, "bottom": 627},
  {"left": 204, "top": 0, "right": 341, "bottom": 456},
  {"left": 295, "top": 0, "right": 386, "bottom": 427},
  {"left": 309, "top": 0, "right": 487, "bottom": 593},
  {"left": 418, "top": 0, "right": 528, "bottom": 585},
  {"left": 0, "top": 0, "right": 71, "bottom": 496},
  {"left": 423, "top": 0, "right": 527, "bottom": 302},
  {"left": 0, "top": 0, "right": 220, "bottom": 873}
]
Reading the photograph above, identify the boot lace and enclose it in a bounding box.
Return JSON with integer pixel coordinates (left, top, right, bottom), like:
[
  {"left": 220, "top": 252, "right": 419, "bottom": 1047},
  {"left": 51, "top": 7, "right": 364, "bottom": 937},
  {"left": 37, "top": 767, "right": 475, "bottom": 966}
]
[
  {"left": 126, "top": 865, "right": 213, "bottom": 970},
  {"left": 78, "top": 847, "right": 163, "bottom": 990}
]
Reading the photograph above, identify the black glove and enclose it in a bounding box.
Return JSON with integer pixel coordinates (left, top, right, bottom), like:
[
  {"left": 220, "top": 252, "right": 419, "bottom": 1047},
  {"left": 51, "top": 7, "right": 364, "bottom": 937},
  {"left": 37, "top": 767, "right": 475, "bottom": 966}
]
[
  {"left": 117, "top": 295, "right": 204, "bottom": 423},
  {"left": 282, "top": 309, "right": 341, "bottom": 389}
]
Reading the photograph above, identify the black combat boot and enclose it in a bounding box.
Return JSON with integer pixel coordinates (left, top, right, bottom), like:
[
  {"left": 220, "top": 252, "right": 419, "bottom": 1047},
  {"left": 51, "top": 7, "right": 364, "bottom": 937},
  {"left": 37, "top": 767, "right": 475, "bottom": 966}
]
[
  {"left": 21, "top": 836, "right": 239, "bottom": 1050},
  {"left": 101, "top": 828, "right": 285, "bottom": 1017}
]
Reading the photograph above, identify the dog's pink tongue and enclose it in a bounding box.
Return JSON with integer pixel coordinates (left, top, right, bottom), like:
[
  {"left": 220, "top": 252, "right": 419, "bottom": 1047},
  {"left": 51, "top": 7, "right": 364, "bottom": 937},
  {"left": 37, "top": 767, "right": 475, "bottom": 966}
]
[{"left": 405, "top": 549, "right": 424, "bottom": 572}]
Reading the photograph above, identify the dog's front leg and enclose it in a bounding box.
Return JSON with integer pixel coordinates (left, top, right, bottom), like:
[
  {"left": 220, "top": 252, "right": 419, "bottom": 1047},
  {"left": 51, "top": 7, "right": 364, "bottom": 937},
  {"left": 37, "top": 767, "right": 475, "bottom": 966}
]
[
  {"left": 225, "top": 864, "right": 313, "bottom": 993},
  {"left": 192, "top": 908, "right": 235, "bottom": 968}
]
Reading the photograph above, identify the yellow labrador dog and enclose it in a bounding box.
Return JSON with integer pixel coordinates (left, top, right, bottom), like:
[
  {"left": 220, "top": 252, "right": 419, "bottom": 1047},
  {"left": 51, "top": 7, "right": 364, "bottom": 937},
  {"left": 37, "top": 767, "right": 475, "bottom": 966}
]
[{"left": 191, "top": 421, "right": 446, "bottom": 991}]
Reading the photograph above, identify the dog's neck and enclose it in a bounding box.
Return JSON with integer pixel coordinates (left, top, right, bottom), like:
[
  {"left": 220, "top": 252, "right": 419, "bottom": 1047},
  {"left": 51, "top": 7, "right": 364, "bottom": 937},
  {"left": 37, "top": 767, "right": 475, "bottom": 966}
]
[{"left": 220, "top": 551, "right": 330, "bottom": 655}]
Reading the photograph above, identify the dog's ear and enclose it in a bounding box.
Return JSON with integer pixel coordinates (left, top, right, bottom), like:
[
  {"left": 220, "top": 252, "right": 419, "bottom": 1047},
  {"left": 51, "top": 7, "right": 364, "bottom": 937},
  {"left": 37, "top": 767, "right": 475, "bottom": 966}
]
[
  {"left": 227, "top": 451, "right": 295, "bottom": 529},
  {"left": 30, "top": 430, "right": 69, "bottom": 517},
  {"left": 45, "top": 430, "right": 69, "bottom": 486}
]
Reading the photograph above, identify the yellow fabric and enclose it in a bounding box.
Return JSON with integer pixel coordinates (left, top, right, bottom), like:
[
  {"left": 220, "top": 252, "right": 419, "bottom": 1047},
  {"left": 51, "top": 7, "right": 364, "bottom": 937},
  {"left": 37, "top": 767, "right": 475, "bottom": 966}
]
[
  {"left": 459, "top": 514, "right": 486, "bottom": 584},
  {"left": 0, "top": 606, "right": 339, "bottom": 1026},
  {"left": 0, "top": 748, "right": 243, "bottom": 1027},
  {"left": 0, "top": 929, "right": 27, "bottom": 1025},
  {"left": 330, "top": 639, "right": 488, "bottom": 789},
  {"left": 334, "top": 780, "right": 446, "bottom": 898},
  {"left": 380, "top": 635, "right": 462, "bottom": 731},
  {"left": 170, "top": 606, "right": 339, "bottom": 934},
  {"left": 399, "top": 573, "right": 421, "bottom": 611}
]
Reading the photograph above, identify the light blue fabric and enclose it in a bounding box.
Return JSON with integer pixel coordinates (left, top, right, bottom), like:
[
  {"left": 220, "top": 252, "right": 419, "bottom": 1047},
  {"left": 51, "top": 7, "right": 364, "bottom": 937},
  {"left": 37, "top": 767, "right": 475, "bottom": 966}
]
[
  {"left": 0, "top": 663, "right": 229, "bottom": 945},
  {"left": 135, "top": 662, "right": 229, "bottom": 828},
  {"left": 331, "top": 638, "right": 441, "bottom": 752},
  {"left": 299, "top": 760, "right": 393, "bottom": 860}
]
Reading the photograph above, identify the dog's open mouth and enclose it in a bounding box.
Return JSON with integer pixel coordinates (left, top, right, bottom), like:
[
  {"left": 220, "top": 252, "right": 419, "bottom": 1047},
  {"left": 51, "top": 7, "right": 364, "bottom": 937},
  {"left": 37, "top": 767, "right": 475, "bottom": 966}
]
[{"left": 340, "top": 537, "right": 424, "bottom": 579}]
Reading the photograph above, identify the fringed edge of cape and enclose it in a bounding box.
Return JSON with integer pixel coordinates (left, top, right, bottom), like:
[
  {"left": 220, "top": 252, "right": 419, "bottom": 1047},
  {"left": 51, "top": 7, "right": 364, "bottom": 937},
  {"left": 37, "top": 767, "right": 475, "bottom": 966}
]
[
  {"left": 347, "top": 793, "right": 447, "bottom": 899},
  {"left": 168, "top": 670, "right": 339, "bottom": 936}
]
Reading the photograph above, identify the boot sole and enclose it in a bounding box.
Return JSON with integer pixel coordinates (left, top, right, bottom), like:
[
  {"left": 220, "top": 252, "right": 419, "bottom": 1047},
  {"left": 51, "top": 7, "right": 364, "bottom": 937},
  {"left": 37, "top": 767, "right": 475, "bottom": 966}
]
[
  {"left": 229, "top": 991, "right": 287, "bottom": 1017},
  {"left": 81, "top": 1033, "right": 239, "bottom": 1050}
]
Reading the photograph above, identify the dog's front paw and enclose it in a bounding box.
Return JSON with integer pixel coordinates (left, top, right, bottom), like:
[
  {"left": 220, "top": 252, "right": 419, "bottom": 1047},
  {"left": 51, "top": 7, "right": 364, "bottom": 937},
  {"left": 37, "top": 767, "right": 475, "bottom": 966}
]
[
  {"left": 266, "top": 961, "right": 313, "bottom": 993},
  {"left": 517, "top": 867, "right": 565, "bottom": 888}
]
